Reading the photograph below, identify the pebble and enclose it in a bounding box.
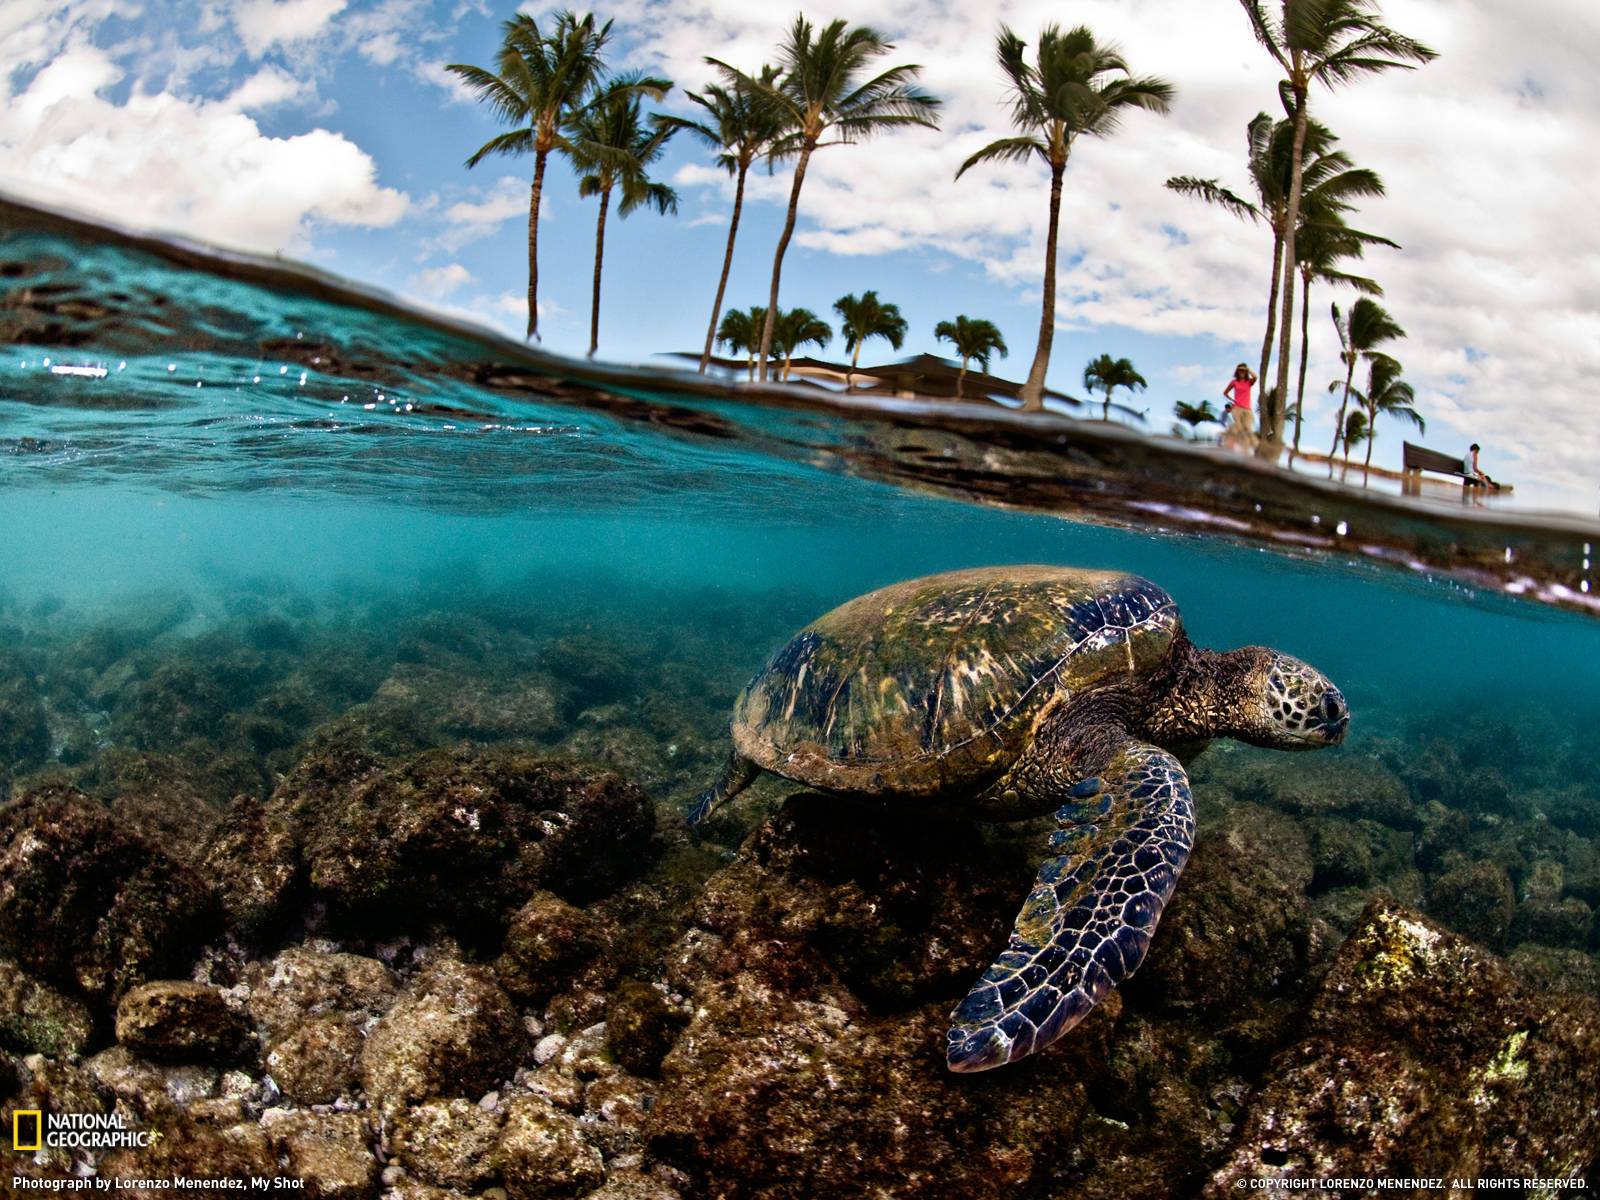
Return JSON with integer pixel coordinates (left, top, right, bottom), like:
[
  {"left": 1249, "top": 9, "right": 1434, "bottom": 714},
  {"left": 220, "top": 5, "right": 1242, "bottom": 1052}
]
[{"left": 533, "top": 1034, "right": 566, "bottom": 1065}]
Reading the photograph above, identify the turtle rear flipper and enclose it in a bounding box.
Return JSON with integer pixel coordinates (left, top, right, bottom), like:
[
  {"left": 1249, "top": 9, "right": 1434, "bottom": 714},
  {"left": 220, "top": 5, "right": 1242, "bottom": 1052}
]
[
  {"left": 688, "top": 751, "right": 760, "bottom": 825},
  {"left": 946, "top": 734, "right": 1195, "bottom": 1073}
]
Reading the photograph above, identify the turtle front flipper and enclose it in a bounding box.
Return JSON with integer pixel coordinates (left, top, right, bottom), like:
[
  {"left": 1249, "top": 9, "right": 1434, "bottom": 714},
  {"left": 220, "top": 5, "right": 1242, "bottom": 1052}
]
[
  {"left": 688, "top": 751, "right": 760, "bottom": 825},
  {"left": 946, "top": 734, "right": 1195, "bottom": 1073}
]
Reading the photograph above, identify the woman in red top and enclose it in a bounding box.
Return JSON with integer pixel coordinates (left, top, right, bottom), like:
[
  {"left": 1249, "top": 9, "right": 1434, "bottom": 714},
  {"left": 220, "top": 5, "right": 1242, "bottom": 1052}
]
[{"left": 1221, "top": 363, "right": 1256, "bottom": 449}]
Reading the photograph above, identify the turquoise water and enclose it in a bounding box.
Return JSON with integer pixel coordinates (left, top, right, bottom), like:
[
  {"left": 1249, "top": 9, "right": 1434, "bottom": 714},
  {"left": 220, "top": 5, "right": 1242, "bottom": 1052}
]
[{"left": 3, "top": 195, "right": 1600, "bottom": 1187}]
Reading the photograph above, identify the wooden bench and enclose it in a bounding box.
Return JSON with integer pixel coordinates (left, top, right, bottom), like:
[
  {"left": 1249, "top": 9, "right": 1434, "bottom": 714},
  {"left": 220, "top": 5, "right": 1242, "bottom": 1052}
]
[{"left": 1401, "top": 441, "right": 1512, "bottom": 496}]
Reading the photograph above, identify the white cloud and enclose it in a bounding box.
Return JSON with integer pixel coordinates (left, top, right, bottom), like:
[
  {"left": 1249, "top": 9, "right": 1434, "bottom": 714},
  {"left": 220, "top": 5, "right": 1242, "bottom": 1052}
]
[
  {"left": 0, "top": 39, "right": 408, "bottom": 253},
  {"left": 410, "top": 261, "right": 473, "bottom": 297},
  {"left": 436, "top": 175, "right": 534, "bottom": 250},
  {"left": 232, "top": 0, "right": 348, "bottom": 56}
]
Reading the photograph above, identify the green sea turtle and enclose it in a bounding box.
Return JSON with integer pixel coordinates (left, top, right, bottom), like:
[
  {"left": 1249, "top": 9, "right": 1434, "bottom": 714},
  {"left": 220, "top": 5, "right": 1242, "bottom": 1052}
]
[{"left": 692, "top": 566, "right": 1349, "bottom": 1073}]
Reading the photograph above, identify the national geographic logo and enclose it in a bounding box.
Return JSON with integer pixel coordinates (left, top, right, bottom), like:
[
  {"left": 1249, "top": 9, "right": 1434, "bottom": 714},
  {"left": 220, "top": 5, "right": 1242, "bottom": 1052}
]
[{"left": 12, "top": 1109, "right": 159, "bottom": 1150}]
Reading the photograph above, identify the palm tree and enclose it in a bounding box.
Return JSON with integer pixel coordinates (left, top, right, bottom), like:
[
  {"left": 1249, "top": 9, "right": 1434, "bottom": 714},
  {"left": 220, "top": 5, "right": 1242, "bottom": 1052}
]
[
  {"left": 833, "top": 291, "right": 908, "bottom": 386},
  {"left": 565, "top": 79, "right": 679, "bottom": 357},
  {"left": 772, "top": 306, "right": 832, "bottom": 380},
  {"left": 448, "top": 12, "right": 667, "bottom": 340},
  {"left": 1167, "top": 113, "right": 1385, "bottom": 403},
  {"left": 1235, "top": 0, "right": 1436, "bottom": 454},
  {"left": 656, "top": 65, "right": 786, "bottom": 373},
  {"left": 1290, "top": 217, "right": 1392, "bottom": 455},
  {"left": 715, "top": 18, "right": 940, "bottom": 381},
  {"left": 1339, "top": 408, "right": 1369, "bottom": 470},
  {"left": 1354, "top": 353, "right": 1423, "bottom": 479},
  {"left": 959, "top": 26, "right": 1173, "bottom": 410},
  {"left": 1329, "top": 297, "right": 1404, "bottom": 462},
  {"left": 933, "top": 316, "right": 1009, "bottom": 398},
  {"left": 1174, "top": 399, "right": 1223, "bottom": 429},
  {"left": 1083, "top": 354, "right": 1148, "bottom": 421},
  {"left": 717, "top": 306, "right": 765, "bottom": 380}
]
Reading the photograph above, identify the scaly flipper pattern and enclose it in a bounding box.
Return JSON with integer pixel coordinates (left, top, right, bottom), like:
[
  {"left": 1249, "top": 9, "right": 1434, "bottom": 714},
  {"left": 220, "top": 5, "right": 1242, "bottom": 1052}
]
[{"left": 946, "top": 735, "right": 1195, "bottom": 1072}]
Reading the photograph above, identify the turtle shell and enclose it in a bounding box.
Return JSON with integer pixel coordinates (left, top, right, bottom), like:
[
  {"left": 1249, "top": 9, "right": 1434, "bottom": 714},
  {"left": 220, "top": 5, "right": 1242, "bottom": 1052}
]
[{"left": 732, "top": 566, "right": 1181, "bottom": 797}]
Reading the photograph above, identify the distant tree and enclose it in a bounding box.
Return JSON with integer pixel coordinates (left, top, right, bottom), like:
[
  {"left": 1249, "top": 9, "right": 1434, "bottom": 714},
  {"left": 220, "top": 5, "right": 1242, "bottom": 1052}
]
[
  {"left": 716, "top": 305, "right": 765, "bottom": 380},
  {"left": 566, "top": 79, "right": 679, "bottom": 357},
  {"left": 773, "top": 307, "right": 833, "bottom": 380},
  {"left": 1339, "top": 408, "right": 1369, "bottom": 464},
  {"left": 1352, "top": 353, "right": 1423, "bottom": 479},
  {"left": 933, "top": 316, "right": 1009, "bottom": 398},
  {"left": 833, "top": 291, "right": 908, "bottom": 386},
  {"left": 959, "top": 25, "right": 1173, "bottom": 409},
  {"left": 656, "top": 65, "right": 786, "bottom": 373},
  {"left": 449, "top": 12, "right": 667, "bottom": 339},
  {"left": 1234, "top": 0, "right": 1436, "bottom": 454},
  {"left": 1168, "top": 113, "right": 1388, "bottom": 443},
  {"left": 1083, "top": 354, "right": 1148, "bottom": 421},
  {"left": 1329, "top": 297, "right": 1404, "bottom": 462},
  {"left": 1174, "top": 399, "right": 1223, "bottom": 429},
  {"left": 717, "top": 18, "right": 940, "bottom": 380}
]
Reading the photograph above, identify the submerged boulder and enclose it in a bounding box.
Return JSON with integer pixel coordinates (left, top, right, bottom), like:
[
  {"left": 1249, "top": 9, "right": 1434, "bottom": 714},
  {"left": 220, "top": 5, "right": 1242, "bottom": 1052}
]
[
  {"left": 115, "top": 981, "right": 254, "bottom": 1065},
  {"left": 1206, "top": 899, "right": 1600, "bottom": 1188},
  {"left": 0, "top": 785, "right": 214, "bottom": 1001}
]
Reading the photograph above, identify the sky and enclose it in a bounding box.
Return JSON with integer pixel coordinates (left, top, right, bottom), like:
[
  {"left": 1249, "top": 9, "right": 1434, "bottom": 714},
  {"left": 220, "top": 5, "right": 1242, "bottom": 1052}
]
[{"left": 2, "top": 0, "right": 1597, "bottom": 510}]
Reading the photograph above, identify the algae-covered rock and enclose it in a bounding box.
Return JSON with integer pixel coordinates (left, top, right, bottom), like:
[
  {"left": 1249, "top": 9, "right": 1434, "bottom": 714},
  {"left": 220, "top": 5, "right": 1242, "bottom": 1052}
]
[
  {"left": 0, "top": 957, "right": 94, "bottom": 1056},
  {"left": 115, "top": 980, "right": 254, "bottom": 1064},
  {"left": 606, "top": 980, "right": 687, "bottom": 1077},
  {"left": 494, "top": 890, "right": 604, "bottom": 1004},
  {"left": 244, "top": 942, "right": 397, "bottom": 1042},
  {"left": 1205, "top": 899, "right": 1600, "bottom": 1189},
  {"left": 262, "top": 1109, "right": 377, "bottom": 1200},
  {"left": 202, "top": 790, "right": 302, "bottom": 941},
  {"left": 0, "top": 785, "right": 214, "bottom": 1000},
  {"left": 0, "top": 650, "right": 50, "bottom": 776},
  {"left": 362, "top": 957, "right": 525, "bottom": 1117},
  {"left": 1426, "top": 856, "right": 1515, "bottom": 948},
  {"left": 99, "top": 1116, "right": 276, "bottom": 1195},
  {"left": 497, "top": 1093, "right": 606, "bottom": 1200},
  {"left": 648, "top": 975, "right": 1100, "bottom": 1200},
  {"left": 392, "top": 1096, "right": 503, "bottom": 1190},
  {"left": 265, "top": 1014, "right": 364, "bottom": 1105},
  {"left": 84, "top": 1044, "right": 219, "bottom": 1120},
  {"left": 229, "top": 744, "right": 655, "bottom": 937}
]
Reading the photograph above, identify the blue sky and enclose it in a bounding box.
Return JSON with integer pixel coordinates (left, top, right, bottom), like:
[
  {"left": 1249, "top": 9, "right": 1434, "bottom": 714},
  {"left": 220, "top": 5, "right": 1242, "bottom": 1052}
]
[{"left": 3, "top": 0, "right": 1597, "bottom": 509}]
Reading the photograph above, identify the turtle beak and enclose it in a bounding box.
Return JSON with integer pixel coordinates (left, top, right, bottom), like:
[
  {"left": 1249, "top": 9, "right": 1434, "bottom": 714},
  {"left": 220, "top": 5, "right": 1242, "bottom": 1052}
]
[{"left": 1314, "top": 688, "right": 1350, "bottom": 744}]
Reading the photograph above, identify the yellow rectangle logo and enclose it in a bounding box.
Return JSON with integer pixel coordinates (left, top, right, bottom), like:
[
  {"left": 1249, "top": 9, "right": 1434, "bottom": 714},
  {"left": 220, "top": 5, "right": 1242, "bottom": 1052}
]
[{"left": 13, "top": 1109, "right": 42, "bottom": 1151}]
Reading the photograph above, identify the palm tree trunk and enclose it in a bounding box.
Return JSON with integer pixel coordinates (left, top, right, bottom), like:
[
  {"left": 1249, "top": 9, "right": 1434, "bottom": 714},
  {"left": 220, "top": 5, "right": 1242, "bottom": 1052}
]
[
  {"left": 757, "top": 139, "right": 814, "bottom": 382},
  {"left": 1363, "top": 417, "right": 1375, "bottom": 484},
  {"left": 783, "top": 350, "right": 793, "bottom": 381},
  {"left": 745, "top": 353, "right": 753, "bottom": 382},
  {"left": 1258, "top": 229, "right": 1283, "bottom": 390},
  {"left": 587, "top": 185, "right": 611, "bottom": 358},
  {"left": 1292, "top": 269, "right": 1312, "bottom": 455},
  {"left": 1103, "top": 389, "right": 1110, "bottom": 421},
  {"left": 1264, "top": 80, "right": 1310, "bottom": 458},
  {"left": 1330, "top": 356, "right": 1357, "bottom": 466},
  {"left": 956, "top": 358, "right": 968, "bottom": 399},
  {"left": 699, "top": 162, "right": 749, "bottom": 374},
  {"left": 1021, "top": 163, "right": 1065, "bottom": 411},
  {"left": 526, "top": 149, "right": 549, "bottom": 341},
  {"left": 849, "top": 341, "right": 862, "bottom": 389}
]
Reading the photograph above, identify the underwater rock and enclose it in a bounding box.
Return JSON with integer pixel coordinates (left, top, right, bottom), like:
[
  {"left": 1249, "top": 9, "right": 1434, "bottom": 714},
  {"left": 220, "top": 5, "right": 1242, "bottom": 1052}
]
[
  {"left": 244, "top": 942, "right": 398, "bottom": 1044},
  {"left": 1425, "top": 857, "right": 1516, "bottom": 948},
  {"left": 57, "top": 748, "right": 226, "bottom": 861},
  {"left": 606, "top": 980, "right": 688, "bottom": 1077},
  {"left": 0, "top": 956, "right": 94, "bottom": 1057},
  {"left": 99, "top": 1115, "right": 277, "bottom": 1194},
  {"left": 495, "top": 891, "right": 605, "bottom": 1004},
  {"left": 0, "top": 649, "right": 49, "bottom": 778},
  {"left": 120, "top": 660, "right": 232, "bottom": 751},
  {"left": 648, "top": 974, "right": 1102, "bottom": 1200},
  {"left": 0, "top": 784, "right": 215, "bottom": 1000},
  {"left": 262, "top": 1109, "right": 378, "bottom": 1200},
  {"left": 1127, "top": 803, "right": 1315, "bottom": 1034},
  {"left": 362, "top": 956, "right": 525, "bottom": 1117},
  {"left": 1506, "top": 943, "right": 1600, "bottom": 997},
  {"left": 373, "top": 662, "right": 566, "bottom": 742},
  {"left": 391, "top": 1096, "right": 504, "bottom": 1191},
  {"left": 115, "top": 980, "right": 254, "bottom": 1065},
  {"left": 1217, "top": 749, "right": 1416, "bottom": 829},
  {"left": 1510, "top": 895, "right": 1595, "bottom": 950},
  {"left": 265, "top": 1014, "right": 364, "bottom": 1105},
  {"left": 687, "top": 792, "right": 1032, "bottom": 1012},
  {"left": 232, "top": 744, "right": 655, "bottom": 937},
  {"left": 583, "top": 1170, "right": 684, "bottom": 1200},
  {"left": 496, "top": 1093, "right": 607, "bottom": 1200},
  {"left": 84, "top": 1044, "right": 219, "bottom": 1120},
  {"left": 203, "top": 790, "right": 302, "bottom": 942},
  {"left": 1205, "top": 899, "right": 1600, "bottom": 1188}
]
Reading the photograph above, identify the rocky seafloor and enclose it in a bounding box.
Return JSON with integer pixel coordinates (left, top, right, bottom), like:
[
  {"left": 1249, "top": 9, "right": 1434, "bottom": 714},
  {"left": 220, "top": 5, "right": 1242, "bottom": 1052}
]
[{"left": 1, "top": 576, "right": 1597, "bottom": 1198}]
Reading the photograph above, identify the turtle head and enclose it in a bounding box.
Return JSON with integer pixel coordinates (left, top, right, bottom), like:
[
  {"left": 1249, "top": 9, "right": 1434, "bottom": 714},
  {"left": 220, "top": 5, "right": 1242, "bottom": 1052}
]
[{"left": 1232, "top": 649, "right": 1349, "bottom": 749}]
